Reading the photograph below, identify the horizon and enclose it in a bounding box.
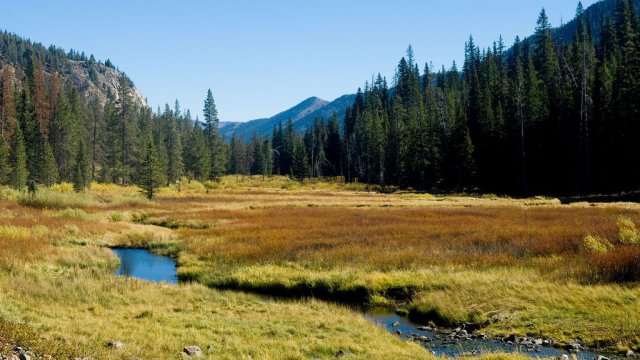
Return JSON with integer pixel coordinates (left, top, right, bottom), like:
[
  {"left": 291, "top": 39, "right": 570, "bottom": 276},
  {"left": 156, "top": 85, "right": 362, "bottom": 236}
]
[{"left": 1, "top": 0, "right": 598, "bottom": 123}]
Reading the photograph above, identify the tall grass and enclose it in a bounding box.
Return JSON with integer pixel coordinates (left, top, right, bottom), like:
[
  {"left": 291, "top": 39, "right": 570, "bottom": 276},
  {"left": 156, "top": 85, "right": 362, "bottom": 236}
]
[{"left": 18, "top": 189, "right": 95, "bottom": 209}]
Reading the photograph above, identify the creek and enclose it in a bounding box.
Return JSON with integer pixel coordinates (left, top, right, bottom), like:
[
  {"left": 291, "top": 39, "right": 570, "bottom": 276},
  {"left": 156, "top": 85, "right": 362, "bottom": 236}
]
[{"left": 112, "top": 248, "right": 618, "bottom": 359}]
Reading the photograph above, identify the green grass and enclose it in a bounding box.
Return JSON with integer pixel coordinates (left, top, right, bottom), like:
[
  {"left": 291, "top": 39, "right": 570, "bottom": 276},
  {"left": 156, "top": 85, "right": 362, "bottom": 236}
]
[{"left": 18, "top": 189, "right": 97, "bottom": 209}]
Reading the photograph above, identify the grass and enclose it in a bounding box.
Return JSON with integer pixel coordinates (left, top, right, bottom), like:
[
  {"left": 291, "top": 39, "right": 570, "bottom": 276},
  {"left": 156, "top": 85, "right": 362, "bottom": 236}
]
[
  {"left": 0, "top": 184, "right": 430, "bottom": 359},
  {"left": 1, "top": 175, "right": 640, "bottom": 357},
  {"left": 147, "top": 176, "right": 640, "bottom": 353}
]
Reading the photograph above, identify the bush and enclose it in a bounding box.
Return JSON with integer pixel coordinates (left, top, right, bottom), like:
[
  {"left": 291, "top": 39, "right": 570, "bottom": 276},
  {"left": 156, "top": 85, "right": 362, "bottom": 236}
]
[
  {"left": 582, "top": 235, "right": 614, "bottom": 254},
  {"left": 64, "top": 224, "right": 80, "bottom": 235},
  {"left": 617, "top": 216, "right": 640, "bottom": 244},
  {"left": 131, "top": 211, "right": 152, "bottom": 224},
  {"left": 0, "top": 186, "right": 20, "bottom": 201},
  {"left": 110, "top": 211, "right": 126, "bottom": 222},
  {"left": 57, "top": 208, "right": 88, "bottom": 219},
  {"left": 203, "top": 180, "right": 217, "bottom": 193},
  {"left": 50, "top": 183, "right": 74, "bottom": 193}
]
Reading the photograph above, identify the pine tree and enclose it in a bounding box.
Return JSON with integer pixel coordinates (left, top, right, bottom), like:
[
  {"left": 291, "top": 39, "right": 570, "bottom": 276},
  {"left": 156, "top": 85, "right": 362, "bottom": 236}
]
[
  {"left": 0, "top": 68, "right": 16, "bottom": 140},
  {"left": 73, "top": 139, "right": 90, "bottom": 192},
  {"left": 167, "top": 115, "right": 184, "bottom": 184},
  {"left": 250, "top": 134, "right": 265, "bottom": 176},
  {"left": 39, "top": 138, "right": 59, "bottom": 186},
  {"left": 291, "top": 136, "right": 309, "bottom": 180},
  {"left": 261, "top": 138, "right": 273, "bottom": 179},
  {"left": 138, "top": 138, "right": 164, "bottom": 200},
  {"left": 0, "top": 136, "right": 10, "bottom": 184},
  {"left": 9, "top": 118, "right": 28, "bottom": 189},
  {"left": 184, "top": 121, "right": 211, "bottom": 181},
  {"left": 203, "top": 89, "right": 226, "bottom": 180},
  {"left": 324, "top": 113, "right": 342, "bottom": 177}
]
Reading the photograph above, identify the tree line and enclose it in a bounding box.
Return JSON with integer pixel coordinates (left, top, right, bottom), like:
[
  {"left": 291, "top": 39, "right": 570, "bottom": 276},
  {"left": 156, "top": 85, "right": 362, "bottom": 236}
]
[
  {"left": 1, "top": 0, "right": 639, "bottom": 197},
  {"left": 230, "top": 0, "right": 640, "bottom": 196},
  {"left": 0, "top": 54, "right": 228, "bottom": 198}
]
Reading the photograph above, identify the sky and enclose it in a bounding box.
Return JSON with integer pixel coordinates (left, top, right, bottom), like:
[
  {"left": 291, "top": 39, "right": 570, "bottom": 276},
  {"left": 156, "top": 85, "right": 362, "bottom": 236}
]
[{"left": 0, "top": 0, "right": 598, "bottom": 122}]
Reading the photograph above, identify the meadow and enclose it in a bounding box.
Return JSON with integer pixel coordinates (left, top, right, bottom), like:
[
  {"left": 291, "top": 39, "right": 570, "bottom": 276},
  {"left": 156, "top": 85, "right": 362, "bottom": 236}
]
[{"left": 0, "top": 176, "right": 639, "bottom": 358}]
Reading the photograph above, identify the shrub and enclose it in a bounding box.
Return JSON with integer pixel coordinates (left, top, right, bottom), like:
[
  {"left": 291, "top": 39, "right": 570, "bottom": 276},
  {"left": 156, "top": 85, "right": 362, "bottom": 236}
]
[
  {"left": 110, "top": 211, "right": 126, "bottom": 222},
  {"left": 617, "top": 216, "right": 640, "bottom": 244},
  {"left": 582, "top": 235, "right": 614, "bottom": 254},
  {"left": 57, "top": 208, "right": 88, "bottom": 219},
  {"left": 64, "top": 224, "right": 80, "bottom": 235},
  {"left": 0, "top": 186, "right": 20, "bottom": 201},
  {"left": 50, "top": 182, "right": 74, "bottom": 193},
  {"left": 131, "top": 211, "right": 151, "bottom": 224},
  {"left": 203, "top": 180, "right": 217, "bottom": 193}
]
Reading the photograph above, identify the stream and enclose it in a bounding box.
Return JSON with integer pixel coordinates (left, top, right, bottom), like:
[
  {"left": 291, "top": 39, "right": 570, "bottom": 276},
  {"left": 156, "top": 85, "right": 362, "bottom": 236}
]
[{"left": 113, "top": 248, "right": 618, "bottom": 359}]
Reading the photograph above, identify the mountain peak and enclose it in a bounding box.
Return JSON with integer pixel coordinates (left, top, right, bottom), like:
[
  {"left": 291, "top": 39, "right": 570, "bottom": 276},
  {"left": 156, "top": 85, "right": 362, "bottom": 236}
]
[{"left": 220, "top": 95, "right": 353, "bottom": 141}]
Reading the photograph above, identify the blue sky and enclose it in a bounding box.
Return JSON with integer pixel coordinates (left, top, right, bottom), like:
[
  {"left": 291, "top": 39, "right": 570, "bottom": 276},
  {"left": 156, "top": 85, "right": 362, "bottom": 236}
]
[{"left": 1, "top": 1, "right": 598, "bottom": 122}]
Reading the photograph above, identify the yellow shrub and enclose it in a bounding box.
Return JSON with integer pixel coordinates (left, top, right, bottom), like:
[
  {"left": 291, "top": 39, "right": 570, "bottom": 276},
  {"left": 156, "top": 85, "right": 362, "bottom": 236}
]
[
  {"left": 617, "top": 216, "right": 640, "bottom": 245},
  {"left": 583, "top": 235, "right": 614, "bottom": 254},
  {"left": 50, "top": 183, "right": 74, "bottom": 193}
]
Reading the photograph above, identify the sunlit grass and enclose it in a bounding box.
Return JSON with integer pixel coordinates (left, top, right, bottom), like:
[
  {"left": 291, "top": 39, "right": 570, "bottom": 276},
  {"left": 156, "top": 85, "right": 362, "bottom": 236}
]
[
  {"left": 0, "top": 197, "right": 429, "bottom": 359},
  {"left": 1, "top": 178, "right": 640, "bottom": 356}
]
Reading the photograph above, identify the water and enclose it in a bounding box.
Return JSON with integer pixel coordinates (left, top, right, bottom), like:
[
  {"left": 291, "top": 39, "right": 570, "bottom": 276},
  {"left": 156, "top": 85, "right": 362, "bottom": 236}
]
[
  {"left": 366, "top": 309, "right": 618, "bottom": 359},
  {"left": 112, "top": 248, "right": 178, "bottom": 284},
  {"left": 110, "top": 249, "right": 618, "bottom": 359}
]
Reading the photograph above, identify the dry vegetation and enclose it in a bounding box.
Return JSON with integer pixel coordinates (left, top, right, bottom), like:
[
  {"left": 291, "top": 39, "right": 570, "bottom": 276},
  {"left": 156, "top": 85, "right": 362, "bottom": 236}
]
[{"left": 1, "top": 175, "right": 640, "bottom": 357}]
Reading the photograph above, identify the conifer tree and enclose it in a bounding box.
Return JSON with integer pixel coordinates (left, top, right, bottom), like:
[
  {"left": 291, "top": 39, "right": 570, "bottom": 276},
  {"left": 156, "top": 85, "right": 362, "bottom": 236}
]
[
  {"left": 324, "top": 113, "right": 342, "bottom": 177},
  {"left": 185, "top": 121, "right": 211, "bottom": 181},
  {"left": 73, "top": 139, "right": 90, "bottom": 192},
  {"left": 167, "top": 115, "right": 184, "bottom": 184},
  {"left": 291, "top": 136, "right": 309, "bottom": 180},
  {"left": 138, "top": 138, "right": 164, "bottom": 200},
  {"left": 261, "top": 138, "right": 273, "bottom": 179},
  {"left": 203, "top": 89, "right": 226, "bottom": 180},
  {"left": 0, "top": 68, "right": 16, "bottom": 139},
  {"left": 9, "top": 119, "right": 28, "bottom": 189},
  {"left": 0, "top": 136, "right": 10, "bottom": 184}
]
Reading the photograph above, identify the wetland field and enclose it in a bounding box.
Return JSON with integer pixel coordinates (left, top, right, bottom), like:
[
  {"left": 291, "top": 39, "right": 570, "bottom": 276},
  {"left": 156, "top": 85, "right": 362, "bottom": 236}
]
[{"left": 0, "top": 176, "right": 639, "bottom": 359}]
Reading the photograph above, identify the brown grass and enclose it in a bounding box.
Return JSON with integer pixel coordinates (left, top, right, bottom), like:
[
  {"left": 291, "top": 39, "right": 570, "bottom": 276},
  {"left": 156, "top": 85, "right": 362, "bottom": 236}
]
[{"left": 154, "top": 202, "right": 638, "bottom": 278}]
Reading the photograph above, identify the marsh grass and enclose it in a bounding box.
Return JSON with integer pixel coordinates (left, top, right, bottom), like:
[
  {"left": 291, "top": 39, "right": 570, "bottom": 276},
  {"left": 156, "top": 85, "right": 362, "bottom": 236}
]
[
  {"left": 140, "top": 188, "right": 640, "bottom": 352},
  {"left": 18, "top": 189, "right": 96, "bottom": 209},
  {"left": 2, "top": 179, "right": 640, "bottom": 356},
  {"left": 0, "top": 204, "right": 429, "bottom": 359}
]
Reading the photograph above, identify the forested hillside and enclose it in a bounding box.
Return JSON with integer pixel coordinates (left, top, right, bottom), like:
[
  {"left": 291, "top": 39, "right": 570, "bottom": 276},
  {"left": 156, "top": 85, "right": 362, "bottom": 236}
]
[
  {"left": 1, "top": 0, "right": 639, "bottom": 197},
  {"left": 0, "top": 30, "right": 226, "bottom": 196}
]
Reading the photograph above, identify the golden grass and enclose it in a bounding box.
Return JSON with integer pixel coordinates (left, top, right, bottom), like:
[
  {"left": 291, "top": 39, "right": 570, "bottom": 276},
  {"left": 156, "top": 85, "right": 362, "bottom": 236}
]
[
  {"left": 1, "top": 177, "right": 640, "bottom": 356},
  {"left": 0, "top": 194, "right": 430, "bottom": 359}
]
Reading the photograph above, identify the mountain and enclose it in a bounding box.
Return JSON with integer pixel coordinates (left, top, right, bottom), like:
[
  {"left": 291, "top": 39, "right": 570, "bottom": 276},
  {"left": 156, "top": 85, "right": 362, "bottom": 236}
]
[
  {"left": 221, "top": 94, "right": 355, "bottom": 141},
  {"left": 0, "top": 30, "right": 146, "bottom": 109},
  {"left": 546, "top": 0, "right": 639, "bottom": 46}
]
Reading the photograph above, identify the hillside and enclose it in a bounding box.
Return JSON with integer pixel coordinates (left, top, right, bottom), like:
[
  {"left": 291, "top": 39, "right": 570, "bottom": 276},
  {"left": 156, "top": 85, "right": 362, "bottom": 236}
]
[
  {"left": 552, "top": 0, "right": 640, "bottom": 45},
  {"left": 221, "top": 94, "right": 355, "bottom": 140},
  {"left": 0, "top": 30, "right": 146, "bottom": 108}
]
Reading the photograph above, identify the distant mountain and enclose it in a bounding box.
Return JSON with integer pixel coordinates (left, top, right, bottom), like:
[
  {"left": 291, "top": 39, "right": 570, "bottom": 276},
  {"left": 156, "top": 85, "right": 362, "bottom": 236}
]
[{"left": 221, "top": 94, "right": 355, "bottom": 141}]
